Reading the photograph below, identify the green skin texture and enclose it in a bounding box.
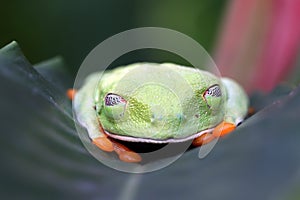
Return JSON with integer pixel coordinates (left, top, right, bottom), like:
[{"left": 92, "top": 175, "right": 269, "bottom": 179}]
[{"left": 74, "top": 63, "right": 249, "bottom": 143}]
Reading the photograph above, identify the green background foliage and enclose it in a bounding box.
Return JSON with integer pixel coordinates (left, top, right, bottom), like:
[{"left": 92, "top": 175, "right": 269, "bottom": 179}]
[{"left": 0, "top": 0, "right": 226, "bottom": 74}]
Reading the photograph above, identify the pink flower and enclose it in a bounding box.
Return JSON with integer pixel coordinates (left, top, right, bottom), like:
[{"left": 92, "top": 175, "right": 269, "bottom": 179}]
[{"left": 214, "top": 0, "right": 300, "bottom": 93}]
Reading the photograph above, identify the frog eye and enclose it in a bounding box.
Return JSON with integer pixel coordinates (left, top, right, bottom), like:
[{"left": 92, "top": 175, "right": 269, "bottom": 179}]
[
  {"left": 105, "top": 93, "right": 127, "bottom": 106},
  {"left": 203, "top": 85, "right": 222, "bottom": 108},
  {"left": 204, "top": 85, "right": 222, "bottom": 98},
  {"left": 103, "top": 93, "right": 127, "bottom": 120}
]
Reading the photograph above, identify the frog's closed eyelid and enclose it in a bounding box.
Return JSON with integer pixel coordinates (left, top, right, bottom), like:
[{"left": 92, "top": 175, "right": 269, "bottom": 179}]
[
  {"left": 203, "top": 84, "right": 222, "bottom": 98},
  {"left": 202, "top": 84, "right": 222, "bottom": 108},
  {"left": 104, "top": 93, "right": 127, "bottom": 106}
]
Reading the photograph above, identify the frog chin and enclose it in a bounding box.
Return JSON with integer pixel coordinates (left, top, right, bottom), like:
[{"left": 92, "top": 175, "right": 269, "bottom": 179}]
[{"left": 103, "top": 128, "right": 215, "bottom": 144}]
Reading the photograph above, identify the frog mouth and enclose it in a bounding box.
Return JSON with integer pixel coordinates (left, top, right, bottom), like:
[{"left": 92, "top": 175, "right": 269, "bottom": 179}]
[{"left": 103, "top": 128, "right": 215, "bottom": 144}]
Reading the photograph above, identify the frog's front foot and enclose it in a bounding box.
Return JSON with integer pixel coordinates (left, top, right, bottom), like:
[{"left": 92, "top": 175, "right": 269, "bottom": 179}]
[
  {"left": 92, "top": 136, "right": 142, "bottom": 163},
  {"left": 92, "top": 137, "right": 114, "bottom": 152},
  {"left": 111, "top": 140, "right": 142, "bottom": 163},
  {"left": 192, "top": 121, "right": 236, "bottom": 146}
]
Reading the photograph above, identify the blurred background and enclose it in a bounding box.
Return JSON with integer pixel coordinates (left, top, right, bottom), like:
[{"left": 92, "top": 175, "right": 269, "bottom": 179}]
[
  {"left": 0, "top": 0, "right": 226, "bottom": 73},
  {"left": 1, "top": 0, "right": 300, "bottom": 199},
  {"left": 1, "top": 0, "right": 300, "bottom": 93}
]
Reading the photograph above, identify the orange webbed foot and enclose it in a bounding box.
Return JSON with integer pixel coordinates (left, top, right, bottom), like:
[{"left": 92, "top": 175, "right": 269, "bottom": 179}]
[
  {"left": 192, "top": 121, "right": 236, "bottom": 147},
  {"left": 92, "top": 136, "right": 114, "bottom": 152},
  {"left": 212, "top": 122, "right": 236, "bottom": 138},
  {"left": 92, "top": 136, "right": 142, "bottom": 163},
  {"left": 192, "top": 132, "right": 215, "bottom": 146}
]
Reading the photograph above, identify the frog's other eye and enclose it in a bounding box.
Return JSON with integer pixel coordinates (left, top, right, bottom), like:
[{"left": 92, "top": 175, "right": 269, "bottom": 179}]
[
  {"left": 105, "top": 93, "right": 127, "bottom": 106},
  {"left": 103, "top": 93, "right": 127, "bottom": 120},
  {"left": 204, "top": 85, "right": 222, "bottom": 98},
  {"left": 203, "top": 85, "right": 222, "bottom": 109}
]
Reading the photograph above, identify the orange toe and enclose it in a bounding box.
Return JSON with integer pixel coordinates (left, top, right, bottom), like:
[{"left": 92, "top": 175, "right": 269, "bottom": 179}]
[
  {"left": 92, "top": 137, "right": 114, "bottom": 152},
  {"left": 192, "top": 121, "right": 236, "bottom": 147},
  {"left": 66, "top": 89, "right": 76, "bottom": 100},
  {"left": 192, "top": 132, "right": 215, "bottom": 146},
  {"left": 213, "top": 122, "right": 236, "bottom": 137},
  {"left": 118, "top": 151, "right": 142, "bottom": 163},
  {"left": 112, "top": 141, "right": 142, "bottom": 163}
]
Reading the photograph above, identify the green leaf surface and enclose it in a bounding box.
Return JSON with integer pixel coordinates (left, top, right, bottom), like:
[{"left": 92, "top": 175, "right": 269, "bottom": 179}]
[
  {"left": 0, "top": 42, "right": 299, "bottom": 200},
  {"left": 34, "top": 56, "right": 72, "bottom": 93}
]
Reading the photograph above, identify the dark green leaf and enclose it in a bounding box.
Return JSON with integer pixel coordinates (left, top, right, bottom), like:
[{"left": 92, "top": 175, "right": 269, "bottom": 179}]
[{"left": 0, "top": 42, "right": 299, "bottom": 200}]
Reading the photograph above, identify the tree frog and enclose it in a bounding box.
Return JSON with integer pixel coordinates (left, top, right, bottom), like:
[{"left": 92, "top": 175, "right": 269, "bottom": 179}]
[{"left": 71, "top": 63, "right": 249, "bottom": 163}]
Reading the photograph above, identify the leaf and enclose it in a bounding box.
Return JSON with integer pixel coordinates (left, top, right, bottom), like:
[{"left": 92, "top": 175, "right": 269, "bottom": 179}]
[
  {"left": 0, "top": 41, "right": 71, "bottom": 116},
  {"left": 0, "top": 41, "right": 300, "bottom": 200},
  {"left": 34, "top": 56, "right": 72, "bottom": 93}
]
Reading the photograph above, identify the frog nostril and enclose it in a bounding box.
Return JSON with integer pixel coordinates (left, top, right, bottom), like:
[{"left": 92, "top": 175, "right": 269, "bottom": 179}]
[
  {"left": 150, "top": 104, "right": 166, "bottom": 124},
  {"left": 176, "top": 113, "right": 183, "bottom": 120},
  {"left": 151, "top": 114, "right": 163, "bottom": 123}
]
